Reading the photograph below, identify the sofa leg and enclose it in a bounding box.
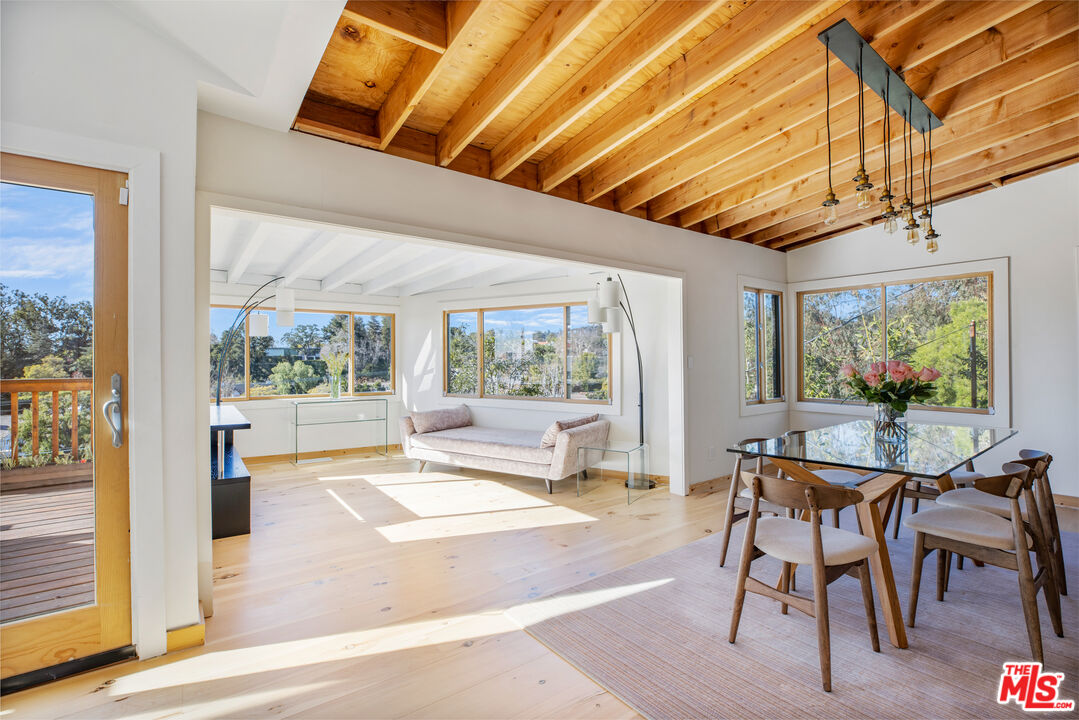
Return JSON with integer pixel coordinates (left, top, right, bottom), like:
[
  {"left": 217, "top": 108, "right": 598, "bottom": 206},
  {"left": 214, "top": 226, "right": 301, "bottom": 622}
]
[
  {"left": 546, "top": 478, "right": 553, "bottom": 494},
  {"left": 418, "top": 461, "right": 426, "bottom": 473}
]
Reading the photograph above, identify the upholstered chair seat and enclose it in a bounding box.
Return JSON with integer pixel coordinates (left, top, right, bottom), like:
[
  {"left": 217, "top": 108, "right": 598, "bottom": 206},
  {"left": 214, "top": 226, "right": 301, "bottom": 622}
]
[
  {"left": 948, "top": 469, "right": 987, "bottom": 486},
  {"left": 937, "top": 487, "right": 1029, "bottom": 522},
  {"left": 904, "top": 505, "right": 1030, "bottom": 552},
  {"left": 753, "top": 517, "right": 878, "bottom": 566}
]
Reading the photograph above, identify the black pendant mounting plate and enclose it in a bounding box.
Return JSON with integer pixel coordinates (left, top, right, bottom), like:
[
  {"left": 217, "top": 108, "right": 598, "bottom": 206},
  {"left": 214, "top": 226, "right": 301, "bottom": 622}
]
[{"left": 818, "top": 19, "right": 943, "bottom": 134}]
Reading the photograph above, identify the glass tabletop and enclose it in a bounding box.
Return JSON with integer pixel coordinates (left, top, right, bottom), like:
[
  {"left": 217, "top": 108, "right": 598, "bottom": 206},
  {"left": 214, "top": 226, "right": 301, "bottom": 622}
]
[{"left": 727, "top": 420, "right": 1017, "bottom": 479}]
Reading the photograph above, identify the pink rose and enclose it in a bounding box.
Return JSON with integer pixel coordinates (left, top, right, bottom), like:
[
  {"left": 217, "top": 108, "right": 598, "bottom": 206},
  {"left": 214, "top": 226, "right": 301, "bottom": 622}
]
[
  {"left": 888, "top": 369, "right": 906, "bottom": 384},
  {"left": 929, "top": 367, "right": 942, "bottom": 381},
  {"left": 887, "top": 360, "right": 902, "bottom": 372},
  {"left": 839, "top": 363, "right": 857, "bottom": 379},
  {"left": 863, "top": 371, "right": 881, "bottom": 387},
  {"left": 871, "top": 361, "right": 886, "bottom": 374},
  {"left": 917, "top": 367, "right": 940, "bottom": 382}
]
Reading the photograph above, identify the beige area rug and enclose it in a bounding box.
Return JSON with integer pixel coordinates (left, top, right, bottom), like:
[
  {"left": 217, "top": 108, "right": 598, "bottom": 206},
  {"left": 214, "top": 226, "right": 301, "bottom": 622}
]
[{"left": 515, "top": 525, "right": 1079, "bottom": 720}]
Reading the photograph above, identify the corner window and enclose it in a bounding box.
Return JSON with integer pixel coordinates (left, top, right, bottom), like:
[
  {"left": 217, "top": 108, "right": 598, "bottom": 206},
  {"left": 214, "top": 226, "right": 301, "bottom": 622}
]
[{"left": 744, "top": 288, "right": 783, "bottom": 403}]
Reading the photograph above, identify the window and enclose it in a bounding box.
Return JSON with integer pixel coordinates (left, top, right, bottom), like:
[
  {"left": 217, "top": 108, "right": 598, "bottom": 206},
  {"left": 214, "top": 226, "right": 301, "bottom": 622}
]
[
  {"left": 743, "top": 288, "right": 783, "bottom": 403},
  {"left": 209, "top": 306, "right": 395, "bottom": 399},
  {"left": 444, "top": 303, "right": 610, "bottom": 403},
  {"left": 799, "top": 273, "right": 991, "bottom": 410}
]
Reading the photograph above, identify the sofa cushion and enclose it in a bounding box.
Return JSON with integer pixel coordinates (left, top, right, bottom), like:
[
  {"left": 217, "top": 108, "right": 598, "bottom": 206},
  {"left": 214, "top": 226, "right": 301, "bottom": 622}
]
[
  {"left": 539, "top": 414, "right": 601, "bottom": 448},
  {"left": 410, "top": 426, "right": 554, "bottom": 465},
  {"left": 411, "top": 405, "right": 471, "bottom": 434}
]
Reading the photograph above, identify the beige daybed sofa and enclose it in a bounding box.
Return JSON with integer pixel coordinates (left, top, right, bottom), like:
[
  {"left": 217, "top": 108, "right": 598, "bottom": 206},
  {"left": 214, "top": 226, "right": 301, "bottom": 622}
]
[{"left": 399, "top": 405, "right": 610, "bottom": 493}]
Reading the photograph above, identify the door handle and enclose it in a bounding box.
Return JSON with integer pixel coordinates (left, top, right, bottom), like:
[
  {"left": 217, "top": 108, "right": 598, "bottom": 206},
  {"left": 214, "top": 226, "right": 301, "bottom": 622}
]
[{"left": 101, "top": 372, "right": 123, "bottom": 448}]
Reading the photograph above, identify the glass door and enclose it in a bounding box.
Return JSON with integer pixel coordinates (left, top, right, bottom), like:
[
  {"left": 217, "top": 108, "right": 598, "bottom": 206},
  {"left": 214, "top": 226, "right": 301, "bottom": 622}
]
[{"left": 0, "top": 153, "right": 130, "bottom": 679}]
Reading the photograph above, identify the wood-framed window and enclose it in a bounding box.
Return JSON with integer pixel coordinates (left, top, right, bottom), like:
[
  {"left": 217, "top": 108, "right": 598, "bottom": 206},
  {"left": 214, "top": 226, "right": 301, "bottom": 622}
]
[
  {"left": 797, "top": 271, "right": 992, "bottom": 412},
  {"left": 210, "top": 305, "right": 395, "bottom": 400},
  {"left": 743, "top": 287, "right": 784, "bottom": 404},
  {"left": 444, "top": 302, "right": 611, "bottom": 404}
]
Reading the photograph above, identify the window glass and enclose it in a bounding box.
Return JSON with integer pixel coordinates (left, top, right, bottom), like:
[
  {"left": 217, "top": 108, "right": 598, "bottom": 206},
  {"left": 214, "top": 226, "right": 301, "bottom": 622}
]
[
  {"left": 482, "top": 307, "right": 565, "bottom": 398},
  {"left": 743, "top": 290, "right": 759, "bottom": 401},
  {"left": 249, "top": 311, "right": 349, "bottom": 396},
  {"left": 567, "top": 304, "right": 608, "bottom": 400},
  {"left": 801, "top": 287, "right": 883, "bottom": 401},
  {"left": 762, "top": 291, "right": 782, "bottom": 400},
  {"left": 446, "top": 312, "right": 479, "bottom": 395},
  {"left": 353, "top": 314, "right": 393, "bottom": 393},
  {"left": 210, "top": 307, "right": 246, "bottom": 399}
]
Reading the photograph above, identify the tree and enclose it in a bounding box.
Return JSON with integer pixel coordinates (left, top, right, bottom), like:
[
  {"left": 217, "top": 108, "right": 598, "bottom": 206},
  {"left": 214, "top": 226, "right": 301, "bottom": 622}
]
[
  {"left": 910, "top": 299, "right": 989, "bottom": 408},
  {"left": 268, "top": 360, "right": 318, "bottom": 395},
  {"left": 1, "top": 283, "right": 92, "bottom": 379},
  {"left": 282, "top": 323, "right": 323, "bottom": 351},
  {"left": 22, "top": 355, "right": 68, "bottom": 379}
]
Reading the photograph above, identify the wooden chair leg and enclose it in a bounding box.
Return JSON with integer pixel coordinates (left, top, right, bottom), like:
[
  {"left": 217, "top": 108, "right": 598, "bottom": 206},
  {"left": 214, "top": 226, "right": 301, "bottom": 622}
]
[
  {"left": 944, "top": 550, "right": 953, "bottom": 593},
  {"left": 937, "top": 550, "right": 948, "bottom": 601},
  {"left": 892, "top": 483, "right": 906, "bottom": 539},
  {"left": 718, "top": 478, "right": 741, "bottom": 568},
  {"left": 728, "top": 524, "right": 756, "bottom": 644},
  {"left": 912, "top": 481, "right": 921, "bottom": 514},
  {"left": 956, "top": 555, "right": 964, "bottom": 571},
  {"left": 779, "top": 562, "right": 791, "bottom": 615},
  {"left": 908, "top": 531, "right": 926, "bottom": 627},
  {"left": 418, "top": 460, "right": 426, "bottom": 472},
  {"left": 790, "top": 565, "right": 797, "bottom": 593},
  {"left": 1015, "top": 542, "right": 1045, "bottom": 663},
  {"left": 832, "top": 508, "right": 840, "bottom": 529},
  {"left": 858, "top": 561, "right": 880, "bottom": 652},
  {"left": 812, "top": 562, "right": 832, "bottom": 692}
]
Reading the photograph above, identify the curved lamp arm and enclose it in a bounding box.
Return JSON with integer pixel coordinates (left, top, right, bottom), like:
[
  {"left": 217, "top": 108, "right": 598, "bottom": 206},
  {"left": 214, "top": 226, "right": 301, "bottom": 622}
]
[{"left": 214, "top": 276, "right": 283, "bottom": 405}]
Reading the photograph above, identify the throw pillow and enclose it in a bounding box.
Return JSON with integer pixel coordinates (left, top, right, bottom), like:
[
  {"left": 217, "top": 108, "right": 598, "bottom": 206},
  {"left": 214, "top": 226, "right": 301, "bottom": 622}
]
[
  {"left": 539, "top": 413, "right": 600, "bottom": 448},
  {"left": 411, "top": 405, "right": 472, "bottom": 434}
]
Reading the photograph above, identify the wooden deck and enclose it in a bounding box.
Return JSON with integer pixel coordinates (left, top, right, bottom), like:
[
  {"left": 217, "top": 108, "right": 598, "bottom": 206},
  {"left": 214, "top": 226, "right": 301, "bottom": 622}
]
[{"left": 1, "top": 467, "right": 94, "bottom": 624}]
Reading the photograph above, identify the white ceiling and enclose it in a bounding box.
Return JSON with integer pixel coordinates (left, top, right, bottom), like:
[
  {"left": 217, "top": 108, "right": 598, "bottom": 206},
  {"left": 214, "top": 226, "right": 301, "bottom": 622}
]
[{"left": 209, "top": 208, "right": 604, "bottom": 298}]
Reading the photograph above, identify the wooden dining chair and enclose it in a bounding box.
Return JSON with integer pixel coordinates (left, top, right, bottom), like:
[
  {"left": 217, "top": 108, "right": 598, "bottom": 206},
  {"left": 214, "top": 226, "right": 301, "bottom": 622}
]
[
  {"left": 904, "top": 463, "right": 1063, "bottom": 663},
  {"left": 782, "top": 430, "right": 862, "bottom": 529},
  {"left": 937, "top": 452, "right": 1067, "bottom": 599},
  {"left": 891, "top": 459, "right": 985, "bottom": 540},
  {"left": 719, "top": 439, "right": 790, "bottom": 567},
  {"left": 728, "top": 472, "right": 880, "bottom": 692}
]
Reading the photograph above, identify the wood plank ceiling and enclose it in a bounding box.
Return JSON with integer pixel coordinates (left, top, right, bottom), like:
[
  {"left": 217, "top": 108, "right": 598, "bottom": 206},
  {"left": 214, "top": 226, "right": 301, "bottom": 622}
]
[{"left": 294, "top": 0, "right": 1079, "bottom": 251}]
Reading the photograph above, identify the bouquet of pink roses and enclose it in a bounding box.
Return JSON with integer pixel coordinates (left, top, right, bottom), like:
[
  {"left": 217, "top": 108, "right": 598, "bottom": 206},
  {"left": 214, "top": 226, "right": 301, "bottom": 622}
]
[{"left": 839, "top": 360, "right": 940, "bottom": 413}]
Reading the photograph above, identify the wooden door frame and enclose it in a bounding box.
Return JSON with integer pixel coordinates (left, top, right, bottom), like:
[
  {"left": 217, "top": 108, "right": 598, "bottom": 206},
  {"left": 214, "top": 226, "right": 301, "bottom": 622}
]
[
  {"left": 0, "top": 153, "right": 131, "bottom": 678},
  {"left": 1, "top": 122, "right": 168, "bottom": 661}
]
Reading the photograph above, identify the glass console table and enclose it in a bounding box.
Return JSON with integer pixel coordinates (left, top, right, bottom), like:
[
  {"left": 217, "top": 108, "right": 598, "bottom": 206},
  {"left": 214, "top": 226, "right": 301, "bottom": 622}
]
[
  {"left": 290, "top": 397, "right": 389, "bottom": 464},
  {"left": 576, "top": 442, "right": 652, "bottom": 504}
]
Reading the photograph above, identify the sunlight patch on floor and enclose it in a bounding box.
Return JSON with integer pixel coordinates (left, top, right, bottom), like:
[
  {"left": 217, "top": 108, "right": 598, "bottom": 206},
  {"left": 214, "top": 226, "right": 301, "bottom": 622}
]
[
  {"left": 373, "top": 478, "right": 552, "bottom": 518},
  {"left": 105, "top": 580, "right": 669, "bottom": 697},
  {"left": 325, "top": 488, "right": 365, "bottom": 522},
  {"left": 317, "top": 471, "right": 463, "bottom": 486},
  {"left": 376, "top": 505, "right": 596, "bottom": 543}
]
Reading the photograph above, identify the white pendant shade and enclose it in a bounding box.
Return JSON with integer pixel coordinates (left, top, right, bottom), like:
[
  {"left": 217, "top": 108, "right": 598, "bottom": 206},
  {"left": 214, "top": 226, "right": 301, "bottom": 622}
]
[
  {"left": 275, "top": 309, "right": 294, "bottom": 327},
  {"left": 598, "top": 277, "right": 620, "bottom": 308},
  {"left": 602, "top": 307, "right": 621, "bottom": 333},
  {"left": 249, "top": 312, "right": 270, "bottom": 336},
  {"left": 276, "top": 287, "right": 295, "bottom": 312},
  {"left": 587, "top": 294, "right": 602, "bottom": 323}
]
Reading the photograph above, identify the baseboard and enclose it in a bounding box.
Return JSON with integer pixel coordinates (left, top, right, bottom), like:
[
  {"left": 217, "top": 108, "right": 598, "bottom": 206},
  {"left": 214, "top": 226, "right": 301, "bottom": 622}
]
[
  {"left": 689, "top": 475, "right": 731, "bottom": 495},
  {"left": 245, "top": 444, "right": 402, "bottom": 465},
  {"left": 593, "top": 468, "right": 669, "bottom": 485},
  {"left": 1057, "top": 493, "right": 1078, "bottom": 508},
  {"left": 166, "top": 603, "right": 205, "bottom": 653}
]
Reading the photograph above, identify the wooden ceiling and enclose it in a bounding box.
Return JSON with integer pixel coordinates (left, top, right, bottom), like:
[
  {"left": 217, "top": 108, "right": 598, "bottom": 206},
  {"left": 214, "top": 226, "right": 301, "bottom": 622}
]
[{"left": 294, "top": 1, "right": 1079, "bottom": 251}]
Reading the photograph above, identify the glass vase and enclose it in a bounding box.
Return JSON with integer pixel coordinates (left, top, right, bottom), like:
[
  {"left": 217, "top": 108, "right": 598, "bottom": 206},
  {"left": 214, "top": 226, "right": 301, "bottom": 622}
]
[
  {"left": 330, "top": 375, "right": 341, "bottom": 399},
  {"left": 874, "top": 404, "right": 907, "bottom": 444}
]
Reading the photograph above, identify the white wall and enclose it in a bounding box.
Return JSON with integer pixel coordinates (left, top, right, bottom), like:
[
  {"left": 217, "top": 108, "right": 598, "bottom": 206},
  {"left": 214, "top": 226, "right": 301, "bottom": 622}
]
[
  {"left": 1, "top": 0, "right": 226, "bottom": 653},
  {"left": 787, "top": 165, "right": 1079, "bottom": 497},
  {"left": 195, "top": 112, "right": 791, "bottom": 492}
]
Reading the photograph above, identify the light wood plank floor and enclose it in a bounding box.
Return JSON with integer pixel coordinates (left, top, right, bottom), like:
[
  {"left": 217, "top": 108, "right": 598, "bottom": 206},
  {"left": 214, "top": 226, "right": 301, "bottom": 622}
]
[{"left": 2, "top": 453, "right": 729, "bottom": 719}]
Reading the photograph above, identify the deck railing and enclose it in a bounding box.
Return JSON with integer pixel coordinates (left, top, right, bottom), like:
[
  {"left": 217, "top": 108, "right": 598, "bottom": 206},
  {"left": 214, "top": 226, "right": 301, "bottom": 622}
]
[{"left": 2, "top": 378, "right": 93, "bottom": 463}]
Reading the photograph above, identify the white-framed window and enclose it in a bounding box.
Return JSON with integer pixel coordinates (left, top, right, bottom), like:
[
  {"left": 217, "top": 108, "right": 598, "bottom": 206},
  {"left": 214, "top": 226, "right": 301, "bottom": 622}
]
[{"left": 738, "top": 276, "right": 787, "bottom": 416}]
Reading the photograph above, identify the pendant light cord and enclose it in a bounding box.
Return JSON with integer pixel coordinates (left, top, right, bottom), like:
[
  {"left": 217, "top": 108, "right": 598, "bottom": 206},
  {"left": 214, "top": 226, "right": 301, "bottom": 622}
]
[
  {"left": 857, "top": 43, "right": 865, "bottom": 169},
  {"left": 902, "top": 98, "right": 908, "bottom": 202},
  {"left": 882, "top": 83, "right": 890, "bottom": 193},
  {"left": 921, "top": 127, "right": 928, "bottom": 213},
  {"left": 825, "top": 37, "right": 833, "bottom": 193},
  {"left": 927, "top": 123, "right": 934, "bottom": 218}
]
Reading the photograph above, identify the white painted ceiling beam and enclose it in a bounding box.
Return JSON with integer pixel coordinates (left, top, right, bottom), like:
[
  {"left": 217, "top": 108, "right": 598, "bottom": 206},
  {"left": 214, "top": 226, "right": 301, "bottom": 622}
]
[
  {"left": 226, "top": 223, "right": 271, "bottom": 284},
  {"left": 401, "top": 255, "right": 511, "bottom": 295},
  {"left": 363, "top": 250, "right": 462, "bottom": 296},
  {"left": 280, "top": 230, "right": 343, "bottom": 286},
  {"left": 319, "top": 239, "right": 403, "bottom": 292}
]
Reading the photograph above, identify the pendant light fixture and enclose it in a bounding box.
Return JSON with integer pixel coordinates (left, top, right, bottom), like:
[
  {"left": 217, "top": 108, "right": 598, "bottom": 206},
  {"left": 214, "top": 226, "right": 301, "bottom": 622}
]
[
  {"left": 879, "top": 82, "right": 898, "bottom": 234},
  {"left": 923, "top": 123, "right": 940, "bottom": 253},
  {"left": 820, "top": 37, "right": 839, "bottom": 226},
  {"left": 901, "top": 94, "right": 918, "bottom": 244},
  {"left": 853, "top": 42, "right": 873, "bottom": 209}
]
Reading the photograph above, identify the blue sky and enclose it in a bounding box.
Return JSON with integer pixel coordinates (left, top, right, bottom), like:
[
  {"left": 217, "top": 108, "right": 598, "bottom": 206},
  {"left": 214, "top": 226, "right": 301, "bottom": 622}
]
[{"left": 1, "top": 182, "right": 95, "bottom": 302}]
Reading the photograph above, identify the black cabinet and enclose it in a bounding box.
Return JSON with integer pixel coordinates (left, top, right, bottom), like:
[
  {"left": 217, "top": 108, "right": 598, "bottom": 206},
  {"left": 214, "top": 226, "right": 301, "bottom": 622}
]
[{"left": 210, "top": 406, "right": 252, "bottom": 539}]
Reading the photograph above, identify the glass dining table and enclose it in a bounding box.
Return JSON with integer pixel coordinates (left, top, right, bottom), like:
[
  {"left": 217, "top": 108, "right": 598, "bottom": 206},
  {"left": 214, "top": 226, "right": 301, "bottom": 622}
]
[{"left": 728, "top": 419, "right": 1017, "bottom": 650}]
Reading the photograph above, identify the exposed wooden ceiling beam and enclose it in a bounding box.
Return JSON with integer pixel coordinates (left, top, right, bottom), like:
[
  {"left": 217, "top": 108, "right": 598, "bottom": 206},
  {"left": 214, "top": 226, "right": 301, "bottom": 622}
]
[
  {"left": 342, "top": 1, "right": 448, "bottom": 53},
  {"left": 488, "top": 0, "right": 724, "bottom": 181},
  {"left": 436, "top": 0, "right": 611, "bottom": 167},
  {"left": 226, "top": 223, "right": 270, "bottom": 284},
  {"left": 378, "top": 2, "right": 491, "bottom": 150},
  {"left": 746, "top": 100, "right": 1079, "bottom": 245},
  {"left": 536, "top": 0, "right": 836, "bottom": 193},
  {"left": 294, "top": 95, "right": 382, "bottom": 149},
  {"left": 579, "top": 0, "right": 948, "bottom": 205},
  {"left": 710, "top": 42, "right": 1079, "bottom": 238},
  {"left": 771, "top": 134, "right": 1079, "bottom": 250},
  {"left": 664, "top": 0, "right": 1078, "bottom": 226}
]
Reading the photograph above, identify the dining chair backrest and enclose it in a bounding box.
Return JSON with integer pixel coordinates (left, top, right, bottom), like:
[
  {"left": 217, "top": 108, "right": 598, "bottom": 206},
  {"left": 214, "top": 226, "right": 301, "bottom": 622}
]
[
  {"left": 971, "top": 462, "right": 1031, "bottom": 500},
  {"left": 743, "top": 472, "right": 863, "bottom": 512},
  {"left": 732, "top": 438, "right": 767, "bottom": 490},
  {"left": 734, "top": 438, "right": 768, "bottom": 460}
]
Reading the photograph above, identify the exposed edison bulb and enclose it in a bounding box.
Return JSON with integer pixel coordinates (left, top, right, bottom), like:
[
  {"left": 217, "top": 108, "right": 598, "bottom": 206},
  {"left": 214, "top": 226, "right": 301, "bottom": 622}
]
[
  {"left": 884, "top": 215, "right": 899, "bottom": 234},
  {"left": 856, "top": 187, "right": 873, "bottom": 209},
  {"left": 905, "top": 225, "right": 919, "bottom": 244},
  {"left": 918, "top": 210, "right": 931, "bottom": 233},
  {"left": 925, "top": 227, "right": 940, "bottom": 253},
  {"left": 824, "top": 202, "right": 839, "bottom": 226}
]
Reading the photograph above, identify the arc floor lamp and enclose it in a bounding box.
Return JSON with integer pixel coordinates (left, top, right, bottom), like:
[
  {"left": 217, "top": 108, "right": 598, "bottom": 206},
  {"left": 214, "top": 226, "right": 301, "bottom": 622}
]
[{"left": 213, "top": 276, "right": 294, "bottom": 405}]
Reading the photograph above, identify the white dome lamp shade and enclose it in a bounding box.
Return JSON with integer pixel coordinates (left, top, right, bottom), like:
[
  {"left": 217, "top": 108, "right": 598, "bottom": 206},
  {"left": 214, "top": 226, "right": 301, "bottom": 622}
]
[
  {"left": 249, "top": 312, "right": 270, "bottom": 336},
  {"left": 275, "top": 287, "right": 295, "bottom": 327}
]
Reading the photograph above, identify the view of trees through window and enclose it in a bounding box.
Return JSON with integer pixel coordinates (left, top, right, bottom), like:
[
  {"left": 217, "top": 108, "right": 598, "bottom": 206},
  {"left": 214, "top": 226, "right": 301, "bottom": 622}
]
[
  {"left": 800, "top": 274, "right": 990, "bottom": 409},
  {"left": 446, "top": 303, "right": 609, "bottom": 402},
  {"left": 210, "top": 307, "right": 394, "bottom": 399},
  {"left": 743, "top": 288, "right": 782, "bottom": 403}
]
